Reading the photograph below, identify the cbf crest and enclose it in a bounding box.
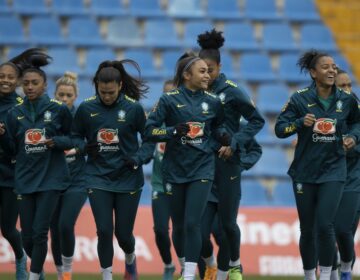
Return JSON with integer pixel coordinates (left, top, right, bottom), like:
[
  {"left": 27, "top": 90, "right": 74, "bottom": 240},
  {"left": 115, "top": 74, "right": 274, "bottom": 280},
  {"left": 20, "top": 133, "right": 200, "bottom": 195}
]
[
  {"left": 219, "top": 92, "right": 226, "bottom": 104},
  {"left": 118, "top": 110, "right": 126, "bottom": 122},
  {"left": 165, "top": 183, "right": 172, "bottom": 194},
  {"left": 201, "top": 102, "right": 209, "bottom": 114},
  {"left": 44, "top": 110, "right": 52, "bottom": 122},
  {"left": 336, "top": 100, "right": 343, "bottom": 112},
  {"left": 296, "top": 183, "right": 303, "bottom": 194}
]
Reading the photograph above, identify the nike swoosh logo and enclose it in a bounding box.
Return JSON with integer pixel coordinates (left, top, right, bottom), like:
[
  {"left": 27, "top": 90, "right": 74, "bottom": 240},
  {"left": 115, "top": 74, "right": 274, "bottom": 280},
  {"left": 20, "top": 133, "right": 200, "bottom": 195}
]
[
  {"left": 201, "top": 179, "right": 209, "bottom": 183},
  {"left": 17, "top": 116, "right": 24, "bottom": 120},
  {"left": 307, "top": 103, "right": 316, "bottom": 107},
  {"left": 90, "top": 113, "right": 99, "bottom": 117},
  {"left": 176, "top": 104, "right": 186, "bottom": 108},
  {"left": 230, "top": 176, "right": 238, "bottom": 180}
]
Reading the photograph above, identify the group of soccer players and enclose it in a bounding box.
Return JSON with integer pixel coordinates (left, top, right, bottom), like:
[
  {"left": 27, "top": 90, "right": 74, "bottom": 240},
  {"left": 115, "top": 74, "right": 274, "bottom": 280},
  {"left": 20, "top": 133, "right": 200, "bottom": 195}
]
[{"left": 0, "top": 28, "right": 359, "bottom": 280}]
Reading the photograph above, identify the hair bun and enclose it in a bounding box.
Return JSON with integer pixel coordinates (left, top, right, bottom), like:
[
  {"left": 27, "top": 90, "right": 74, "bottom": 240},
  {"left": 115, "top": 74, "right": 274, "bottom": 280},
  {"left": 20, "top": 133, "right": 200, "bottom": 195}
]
[
  {"left": 64, "top": 71, "right": 78, "bottom": 81},
  {"left": 197, "top": 28, "right": 225, "bottom": 50}
]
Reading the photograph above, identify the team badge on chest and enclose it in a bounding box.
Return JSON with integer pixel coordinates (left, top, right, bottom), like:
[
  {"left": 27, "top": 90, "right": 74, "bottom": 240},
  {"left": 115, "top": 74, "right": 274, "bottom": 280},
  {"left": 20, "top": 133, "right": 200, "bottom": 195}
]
[
  {"left": 201, "top": 102, "right": 209, "bottom": 114},
  {"left": 44, "top": 110, "right": 52, "bottom": 122},
  {"left": 336, "top": 100, "right": 343, "bottom": 112},
  {"left": 219, "top": 92, "right": 226, "bottom": 104},
  {"left": 118, "top": 110, "right": 126, "bottom": 122}
]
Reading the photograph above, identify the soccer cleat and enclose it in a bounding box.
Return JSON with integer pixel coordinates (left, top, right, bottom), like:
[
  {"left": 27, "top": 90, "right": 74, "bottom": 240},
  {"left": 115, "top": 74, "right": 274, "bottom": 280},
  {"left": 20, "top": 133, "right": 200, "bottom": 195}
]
[
  {"left": 204, "top": 265, "right": 217, "bottom": 280},
  {"left": 340, "top": 272, "right": 352, "bottom": 280},
  {"left": 228, "top": 265, "right": 243, "bottom": 280},
  {"left": 62, "top": 271, "right": 72, "bottom": 280},
  {"left": 15, "top": 253, "right": 28, "bottom": 280},
  {"left": 177, "top": 277, "right": 184, "bottom": 280},
  {"left": 163, "top": 265, "right": 175, "bottom": 280},
  {"left": 124, "top": 258, "right": 138, "bottom": 280}
]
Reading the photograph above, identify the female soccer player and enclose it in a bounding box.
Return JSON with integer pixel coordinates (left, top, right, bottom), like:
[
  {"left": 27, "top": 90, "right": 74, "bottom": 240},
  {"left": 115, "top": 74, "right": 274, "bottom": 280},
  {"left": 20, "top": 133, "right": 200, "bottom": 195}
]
[
  {"left": 275, "top": 50, "right": 360, "bottom": 280},
  {"left": 72, "top": 59, "right": 153, "bottom": 280},
  {"left": 333, "top": 68, "right": 360, "bottom": 280},
  {"left": 50, "top": 72, "right": 87, "bottom": 280},
  {"left": 0, "top": 58, "right": 27, "bottom": 280},
  {"left": 197, "top": 29, "right": 265, "bottom": 280},
  {"left": 150, "top": 79, "right": 177, "bottom": 280},
  {"left": 0, "top": 48, "right": 73, "bottom": 280},
  {"left": 145, "top": 53, "right": 228, "bottom": 280}
]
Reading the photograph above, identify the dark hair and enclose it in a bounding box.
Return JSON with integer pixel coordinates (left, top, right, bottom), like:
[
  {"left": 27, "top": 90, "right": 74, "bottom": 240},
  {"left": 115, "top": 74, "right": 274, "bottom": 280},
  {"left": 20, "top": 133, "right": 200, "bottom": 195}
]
[
  {"left": 336, "top": 68, "right": 347, "bottom": 75},
  {"left": 197, "top": 28, "right": 225, "bottom": 64},
  {"left": 9, "top": 48, "right": 51, "bottom": 82},
  {"left": 173, "top": 52, "right": 201, "bottom": 87},
  {"left": 93, "top": 59, "right": 148, "bottom": 101},
  {"left": 0, "top": 62, "right": 20, "bottom": 78},
  {"left": 297, "top": 49, "right": 330, "bottom": 79}
]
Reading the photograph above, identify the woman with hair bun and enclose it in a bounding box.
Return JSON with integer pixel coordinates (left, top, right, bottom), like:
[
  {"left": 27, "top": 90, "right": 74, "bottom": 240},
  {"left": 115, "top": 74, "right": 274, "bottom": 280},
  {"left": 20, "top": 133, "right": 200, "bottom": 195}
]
[
  {"left": 71, "top": 60, "right": 154, "bottom": 280},
  {"left": 0, "top": 48, "right": 73, "bottom": 280},
  {"left": 197, "top": 29, "right": 265, "bottom": 280},
  {"left": 275, "top": 50, "right": 360, "bottom": 280},
  {"left": 50, "top": 71, "right": 87, "bottom": 280},
  {"left": 145, "top": 53, "right": 228, "bottom": 280}
]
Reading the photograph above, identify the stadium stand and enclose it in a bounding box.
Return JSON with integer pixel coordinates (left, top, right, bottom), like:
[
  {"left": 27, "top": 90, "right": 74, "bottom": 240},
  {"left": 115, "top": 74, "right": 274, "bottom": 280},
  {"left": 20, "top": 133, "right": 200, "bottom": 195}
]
[
  {"left": 206, "top": 0, "right": 242, "bottom": 20},
  {"left": 28, "top": 16, "right": 66, "bottom": 46},
  {"left": 89, "top": 0, "right": 127, "bottom": 17},
  {"left": 13, "top": 0, "right": 49, "bottom": 16}
]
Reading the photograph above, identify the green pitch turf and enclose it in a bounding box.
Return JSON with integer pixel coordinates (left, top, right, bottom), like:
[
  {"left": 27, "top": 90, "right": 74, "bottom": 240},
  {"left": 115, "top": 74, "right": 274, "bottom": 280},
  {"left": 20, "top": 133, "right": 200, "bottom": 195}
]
[{"left": 1, "top": 274, "right": 360, "bottom": 280}]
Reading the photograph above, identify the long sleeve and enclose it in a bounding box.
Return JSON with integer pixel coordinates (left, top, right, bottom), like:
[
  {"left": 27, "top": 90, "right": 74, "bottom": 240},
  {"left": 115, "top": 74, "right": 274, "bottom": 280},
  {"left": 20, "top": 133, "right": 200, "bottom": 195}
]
[
  {"left": 275, "top": 96, "right": 304, "bottom": 138},
  {"left": 0, "top": 111, "right": 17, "bottom": 156},
  {"left": 346, "top": 95, "right": 360, "bottom": 143},
  {"left": 231, "top": 89, "right": 265, "bottom": 150},
  {"left": 145, "top": 96, "right": 176, "bottom": 142},
  {"left": 239, "top": 138, "right": 262, "bottom": 170},
  {"left": 52, "top": 105, "right": 74, "bottom": 150},
  {"left": 71, "top": 104, "right": 87, "bottom": 153}
]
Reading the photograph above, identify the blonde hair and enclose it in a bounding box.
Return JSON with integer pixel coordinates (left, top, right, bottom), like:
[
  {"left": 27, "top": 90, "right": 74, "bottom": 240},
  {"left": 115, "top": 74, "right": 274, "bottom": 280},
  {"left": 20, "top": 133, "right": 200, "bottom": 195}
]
[{"left": 55, "top": 71, "right": 78, "bottom": 96}]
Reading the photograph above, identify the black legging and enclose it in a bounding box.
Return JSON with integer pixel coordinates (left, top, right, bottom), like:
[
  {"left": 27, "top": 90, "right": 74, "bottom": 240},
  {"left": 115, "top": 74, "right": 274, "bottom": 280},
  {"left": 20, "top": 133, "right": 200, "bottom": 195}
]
[
  {"left": 170, "top": 180, "right": 212, "bottom": 263},
  {"left": 152, "top": 191, "right": 172, "bottom": 265},
  {"left": 50, "top": 191, "right": 87, "bottom": 265},
  {"left": 293, "top": 181, "right": 343, "bottom": 269},
  {"left": 19, "top": 191, "right": 60, "bottom": 273},
  {"left": 0, "top": 187, "right": 23, "bottom": 259},
  {"left": 88, "top": 188, "right": 141, "bottom": 268}
]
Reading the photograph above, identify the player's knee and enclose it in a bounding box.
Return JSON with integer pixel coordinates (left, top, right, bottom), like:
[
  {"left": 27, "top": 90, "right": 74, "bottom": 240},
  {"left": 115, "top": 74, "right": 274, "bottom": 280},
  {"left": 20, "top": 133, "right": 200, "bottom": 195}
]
[
  {"left": 97, "top": 227, "right": 113, "bottom": 242},
  {"left": 154, "top": 228, "right": 168, "bottom": 240},
  {"left": 1, "top": 227, "right": 17, "bottom": 240}
]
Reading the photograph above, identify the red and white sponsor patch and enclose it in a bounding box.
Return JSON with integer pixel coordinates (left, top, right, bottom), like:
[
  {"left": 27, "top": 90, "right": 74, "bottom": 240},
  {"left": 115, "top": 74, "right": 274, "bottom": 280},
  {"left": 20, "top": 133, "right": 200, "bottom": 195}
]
[
  {"left": 24, "top": 128, "right": 46, "bottom": 145},
  {"left": 186, "top": 122, "right": 205, "bottom": 139},
  {"left": 313, "top": 118, "right": 336, "bottom": 135},
  {"left": 97, "top": 128, "right": 119, "bottom": 144},
  {"left": 156, "top": 142, "right": 166, "bottom": 153}
]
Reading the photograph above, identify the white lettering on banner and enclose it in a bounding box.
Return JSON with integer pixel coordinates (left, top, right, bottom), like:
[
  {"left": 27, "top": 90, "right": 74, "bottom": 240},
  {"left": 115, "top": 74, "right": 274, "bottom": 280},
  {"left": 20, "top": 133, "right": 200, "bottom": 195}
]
[
  {"left": 259, "top": 256, "right": 303, "bottom": 275},
  {"left": 237, "top": 214, "right": 301, "bottom": 246},
  {"left": 0, "top": 236, "right": 152, "bottom": 263}
]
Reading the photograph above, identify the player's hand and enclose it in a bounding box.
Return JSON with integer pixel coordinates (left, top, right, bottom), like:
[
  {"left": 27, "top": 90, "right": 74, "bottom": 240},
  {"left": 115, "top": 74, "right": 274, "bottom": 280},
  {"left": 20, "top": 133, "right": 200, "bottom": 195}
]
[
  {"left": 123, "top": 156, "right": 139, "bottom": 170},
  {"left": 218, "top": 146, "right": 233, "bottom": 160},
  {"left": 303, "top": 113, "right": 316, "bottom": 127},
  {"left": 173, "top": 123, "right": 190, "bottom": 137},
  {"left": 0, "top": 123, "right": 5, "bottom": 135},
  {"left": 44, "top": 138, "right": 55, "bottom": 148},
  {"left": 343, "top": 136, "right": 356, "bottom": 151}
]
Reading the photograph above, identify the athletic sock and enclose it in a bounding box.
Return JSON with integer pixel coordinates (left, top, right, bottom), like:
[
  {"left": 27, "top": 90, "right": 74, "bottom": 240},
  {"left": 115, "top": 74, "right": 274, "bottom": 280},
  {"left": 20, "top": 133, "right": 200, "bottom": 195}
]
[
  {"left": 101, "top": 266, "right": 113, "bottom": 280},
  {"left": 330, "top": 269, "right": 339, "bottom": 280},
  {"left": 217, "top": 269, "right": 228, "bottom": 280},
  {"left": 340, "top": 260, "right": 352, "bottom": 273},
  {"left": 229, "top": 258, "right": 240, "bottom": 267},
  {"left": 56, "top": 265, "right": 63, "bottom": 279},
  {"left": 203, "top": 254, "right": 217, "bottom": 267},
  {"left": 62, "top": 255, "right": 73, "bottom": 272},
  {"left": 183, "top": 262, "right": 197, "bottom": 280},
  {"left": 319, "top": 266, "right": 332, "bottom": 280},
  {"left": 125, "top": 252, "right": 136, "bottom": 265},
  {"left": 304, "top": 268, "right": 316, "bottom": 280},
  {"left": 29, "top": 272, "right": 40, "bottom": 280},
  {"left": 178, "top": 257, "right": 185, "bottom": 272}
]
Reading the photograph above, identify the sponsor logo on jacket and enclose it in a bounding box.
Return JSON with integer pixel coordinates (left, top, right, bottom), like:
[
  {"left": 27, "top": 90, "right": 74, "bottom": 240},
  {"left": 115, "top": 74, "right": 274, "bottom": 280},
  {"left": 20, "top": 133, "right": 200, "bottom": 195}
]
[
  {"left": 24, "top": 128, "right": 47, "bottom": 153},
  {"left": 180, "top": 122, "right": 205, "bottom": 145},
  {"left": 97, "top": 128, "right": 120, "bottom": 152},
  {"left": 312, "top": 118, "right": 337, "bottom": 143}
]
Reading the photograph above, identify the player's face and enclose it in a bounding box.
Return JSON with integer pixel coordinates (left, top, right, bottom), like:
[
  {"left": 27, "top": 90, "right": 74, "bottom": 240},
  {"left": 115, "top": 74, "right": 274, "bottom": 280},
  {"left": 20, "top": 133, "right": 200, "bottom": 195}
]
[
  {"left": 55, "top": 85, "right": 77, "bottom": 109},
  {"left": 183, "top": 60, "right": 210, "bottom": 91},
  {"left": 22, "top": 72, "right": 46, "bottom": 101},
  {"left": 310, "top": 56, "right": 337, "bottom": 88},
  {"left": 203, "top": 58, "right": 221, "bottom": 87},
  {"left": 335, "top": 73, "right": 352, "bottom": 92},
  {"left": 97, "top": 81, "right": 121, "bottom": 106},
  {"left": 0, "top": 65, "right": 18, "bottom": 95}
]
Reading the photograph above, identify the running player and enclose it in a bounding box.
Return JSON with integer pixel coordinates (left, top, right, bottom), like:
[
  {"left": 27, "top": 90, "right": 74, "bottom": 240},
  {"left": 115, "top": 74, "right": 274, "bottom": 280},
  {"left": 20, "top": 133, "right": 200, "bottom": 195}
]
[
  {"left": 50, "top": 72, "right": 87, "bottom": 280},
  {"left": 275, "top": 50, "right": 360, "bottom": 280},
  {"left": 0, "top": 48, "right": 73, "bottom": 280},
  {"left": 71, "top": 59, "right": 153, "bottom": 280},
  {"left": 0, "top": 56, "right": 27, "bottom": 280},
  {"left": 150, "top": 79, "right": 177, "bottom": 280},
  {"left": 145, "top": 53, "right": 229, "bottom": 280},
  {"left": 197, "top": 29, "right": 265, "bottom": 280}
]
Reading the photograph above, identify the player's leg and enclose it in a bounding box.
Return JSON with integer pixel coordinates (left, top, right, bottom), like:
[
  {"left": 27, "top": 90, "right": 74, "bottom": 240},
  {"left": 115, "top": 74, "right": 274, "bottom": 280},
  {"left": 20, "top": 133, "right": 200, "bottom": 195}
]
[
  {"left": 58, "top": 191, "right": 87, "bottom": 280},
  {"left": 152, "top": 191, "right": 175, "bottom": 279},
  {"left": 50, "top": 196, "right": 63, "bottom": 280},
  {"left": 88, "top": 189, "right": 114, "bottom": 280},
  {"left": 114, "top": 190, "right": 142, "bottom": 280}
]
